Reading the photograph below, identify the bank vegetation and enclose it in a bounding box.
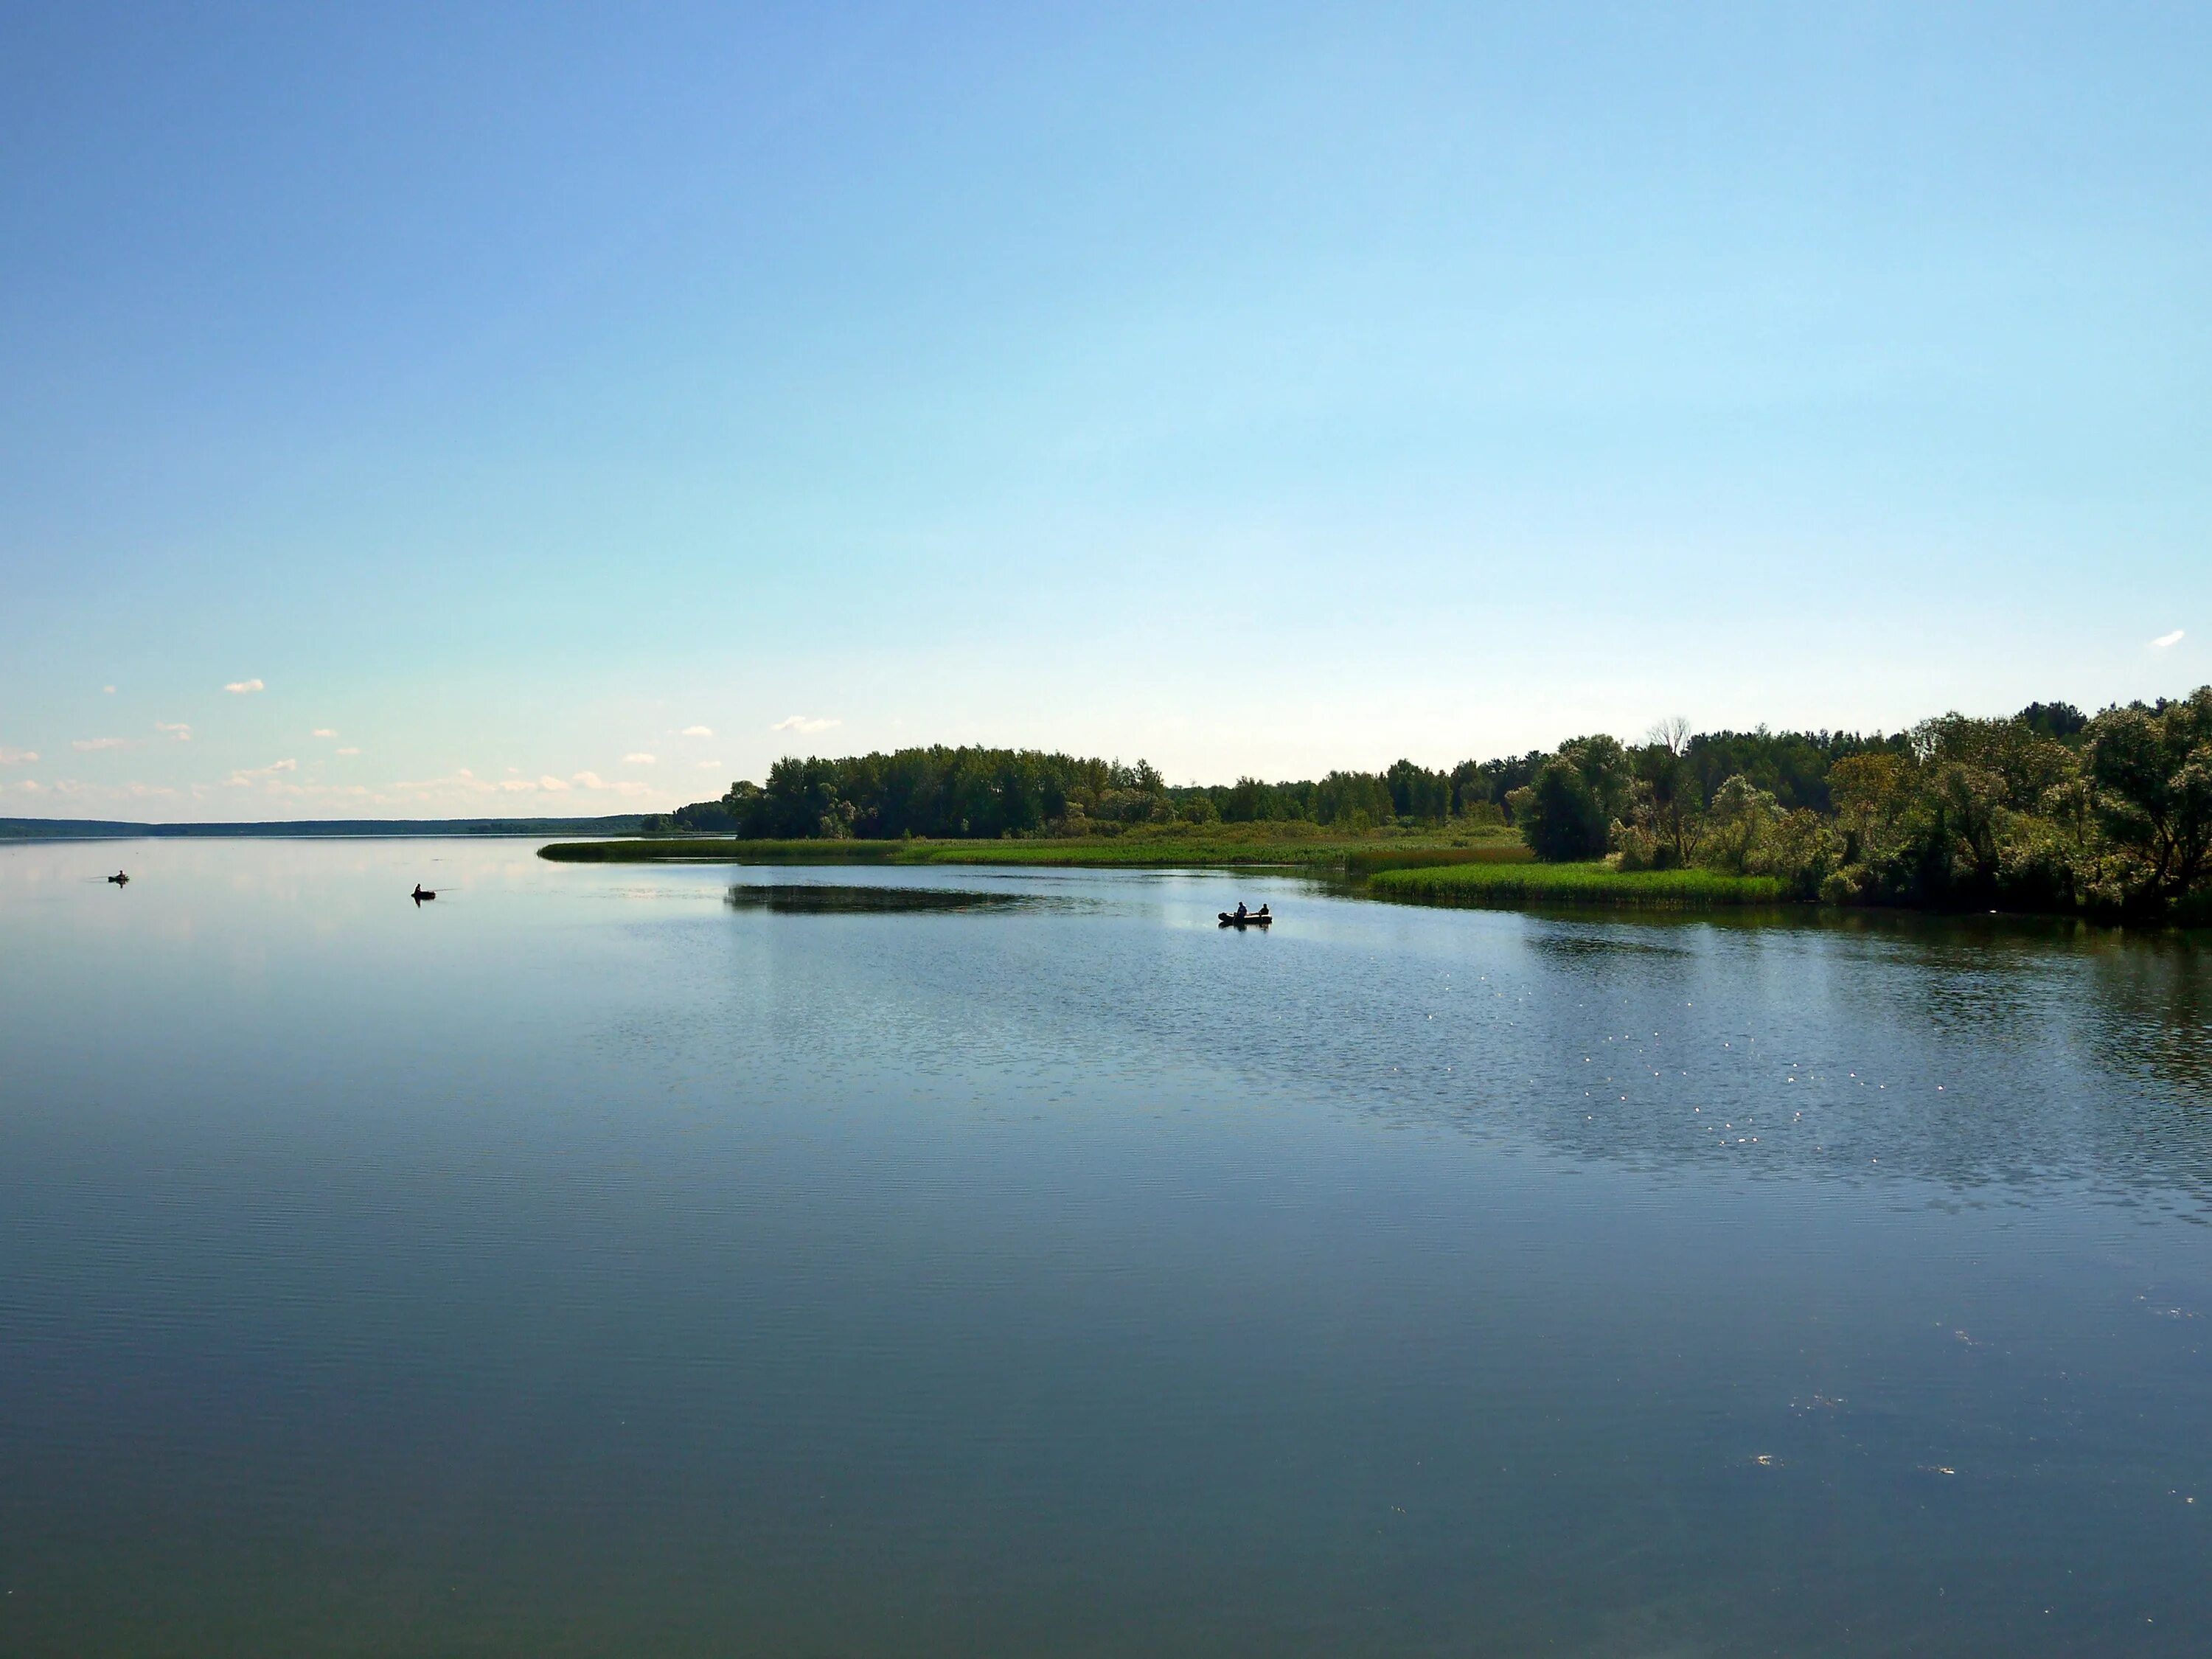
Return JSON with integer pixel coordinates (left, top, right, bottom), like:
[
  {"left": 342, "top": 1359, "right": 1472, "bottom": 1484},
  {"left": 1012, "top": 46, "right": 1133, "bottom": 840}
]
[{"left": 628, "top": 688, "right": 2212, "bottom": 921}]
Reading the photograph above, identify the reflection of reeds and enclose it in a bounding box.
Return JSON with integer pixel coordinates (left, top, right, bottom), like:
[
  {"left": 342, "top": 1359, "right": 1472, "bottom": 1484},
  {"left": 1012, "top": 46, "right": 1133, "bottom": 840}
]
[
  {"left": 1370, "top": 861, "right": 1784, "bottom": 907},
  {"left": 723, "top": 884, "right": 1062, "bottom": 914}
]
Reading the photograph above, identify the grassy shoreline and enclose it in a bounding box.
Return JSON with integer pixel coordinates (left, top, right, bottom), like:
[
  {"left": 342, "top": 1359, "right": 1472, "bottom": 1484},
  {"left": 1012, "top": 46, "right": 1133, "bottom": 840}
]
[
  {"left": 527, "top": 836, "right": 2212, "bottom": 919},
  {"left": 535, "top": 832, "right": 1792, "bottom": 910},
  {"left": 1368, "top": 861, "right": 1785, "bottom": 907},
  {"left": 538, "top": 829, "right": 1534, "bottom": 871}
]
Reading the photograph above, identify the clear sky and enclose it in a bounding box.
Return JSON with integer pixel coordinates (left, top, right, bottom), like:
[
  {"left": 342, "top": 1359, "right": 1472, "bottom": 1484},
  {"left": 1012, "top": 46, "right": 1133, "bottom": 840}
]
[{"left": 2, "top": 2, "right": 2206, "bottom": 820}]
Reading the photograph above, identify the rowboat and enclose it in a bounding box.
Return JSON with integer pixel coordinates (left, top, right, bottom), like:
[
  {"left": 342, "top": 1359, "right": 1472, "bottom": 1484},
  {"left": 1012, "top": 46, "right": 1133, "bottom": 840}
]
[{"left": 1217, "top": 910, "right": 1272, "bottom": 928}]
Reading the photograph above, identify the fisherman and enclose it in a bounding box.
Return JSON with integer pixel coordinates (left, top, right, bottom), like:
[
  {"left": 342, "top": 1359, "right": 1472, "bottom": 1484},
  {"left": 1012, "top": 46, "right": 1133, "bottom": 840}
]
[{"left": 1235, "top": 901, "right": 1248, "bottom": 919}]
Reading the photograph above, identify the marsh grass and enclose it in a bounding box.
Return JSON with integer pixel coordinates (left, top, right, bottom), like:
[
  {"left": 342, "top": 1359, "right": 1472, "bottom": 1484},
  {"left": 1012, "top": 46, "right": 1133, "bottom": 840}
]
[
  {"left": 543, "top": 823, "right": 1521, "bottom": 871},
  {"left": 1343, "top": 844, "right": 1534, "bottom": 874},
  {"left": 1368, "top": 861, "right": 1785, "bottom": 908},
  {"left": 542, "top": 839, "right": 907, "bottom": 863}
]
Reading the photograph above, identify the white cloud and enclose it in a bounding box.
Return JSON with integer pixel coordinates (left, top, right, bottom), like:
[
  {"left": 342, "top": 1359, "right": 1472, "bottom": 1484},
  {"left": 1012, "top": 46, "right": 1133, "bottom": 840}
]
[
  {"left": 156, "top": 721, "right": 192, "bottom": 741},
  {"left": 311, "top": 728, "right": 338, "bottom": 739},
  {"left": 623, "top": 753, "right": 657, "bottom": 765},
  {"left": 223, "top": 678, "right": 265, "bottom": 695},
  {"left": 771, "top": 714, "right": 840, "bottom": 734},
  {"left": 498, "top": 779, "right": 538, "bottom": 793},
  {"left": 565, "top": 771, "right": 653, "bottom": 796},
  {"left": 681, "top": 725, "right": 714, "bottom": 738},
  {"left": 2152, "top": 629, "right": 2185, "bottom": 650},
  {"left": 224, "top": 758, "right": 299, "bottom": 785},
  {"left": 336, "top": 746, "right": 361, "bottom": 756},
  {"left": 697, "top": 759, "right": 724, "bottom": 770},
  {"left": 73, "top": 737, "right": 131, "bottom": 752},
  {"left": 27, "top": 779, "right": 179, "bottom": 802},
  {"left": 538, "top": 775, "right": 570, "bottom": 791},
  {"left": 392, "top": 770, "right": 495, "bottom": 796},
  {"left": 102, "top": 685, "right": 115, "bottom": 695},
  {"left": 0, "top": 747, "right": 38, "bottom": 765}
]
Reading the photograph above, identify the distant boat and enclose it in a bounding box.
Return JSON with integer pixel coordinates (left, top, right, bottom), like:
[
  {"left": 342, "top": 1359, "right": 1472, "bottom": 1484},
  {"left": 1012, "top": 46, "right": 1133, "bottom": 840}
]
[
  {"left": 1218, "top": 906, "right": 1271, "bottom": 928},
  {"left": 107, "top": 871, "right": 129, "bottom": 886},
  {"left": 411, "top": 884, "right": 436, "bottom": 903}
]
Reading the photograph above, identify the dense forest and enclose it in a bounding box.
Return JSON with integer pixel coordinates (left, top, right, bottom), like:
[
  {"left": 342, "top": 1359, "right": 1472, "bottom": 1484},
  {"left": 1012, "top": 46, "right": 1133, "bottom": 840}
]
[{"left": 650, "top": 688, "right": 2212, "bottom": 919}]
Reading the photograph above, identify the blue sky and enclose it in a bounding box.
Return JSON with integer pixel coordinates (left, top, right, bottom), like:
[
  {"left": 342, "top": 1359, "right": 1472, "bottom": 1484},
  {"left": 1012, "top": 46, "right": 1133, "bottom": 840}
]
[{"left": 2, "top": 2, "right": 2205, "bottom": 819}]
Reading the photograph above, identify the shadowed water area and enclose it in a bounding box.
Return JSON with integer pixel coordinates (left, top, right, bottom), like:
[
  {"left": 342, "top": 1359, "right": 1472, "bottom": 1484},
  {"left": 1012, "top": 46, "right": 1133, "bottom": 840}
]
[
  {"left": 721, "top": 883, "right": 1082, "bottom": 914},
  {"left": 1, "top": 839, "right": 2208, "bottom": 1657}
]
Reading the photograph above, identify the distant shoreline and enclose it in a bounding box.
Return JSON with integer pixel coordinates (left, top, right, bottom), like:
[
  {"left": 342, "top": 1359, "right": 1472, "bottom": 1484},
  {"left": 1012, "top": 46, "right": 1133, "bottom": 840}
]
[{"left": 0, "top": 815, "right": 652, "bottom": 843}]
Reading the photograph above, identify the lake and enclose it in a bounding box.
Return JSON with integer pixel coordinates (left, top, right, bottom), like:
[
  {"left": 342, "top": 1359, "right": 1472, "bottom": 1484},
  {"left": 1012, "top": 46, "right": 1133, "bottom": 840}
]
[{"left": 2, "top": 838, "right": 2208, "bottom": 1656}]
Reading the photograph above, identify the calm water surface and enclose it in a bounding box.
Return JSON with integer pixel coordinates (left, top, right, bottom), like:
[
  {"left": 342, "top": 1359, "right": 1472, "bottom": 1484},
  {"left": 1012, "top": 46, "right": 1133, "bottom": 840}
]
[{"left": 2, "top": 839, "right": 2208, "bottom": 1657}]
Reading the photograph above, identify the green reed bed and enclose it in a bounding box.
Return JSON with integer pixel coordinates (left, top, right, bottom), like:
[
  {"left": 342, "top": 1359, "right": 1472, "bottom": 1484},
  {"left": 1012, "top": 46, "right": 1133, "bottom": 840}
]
[
  {"left": 540, "top": 838, "right": 908, "bottom": 863},
  {"left": 1368, "top": 860, "right": 1784, "bottom": 907},
  {"left": 1342, "top": 844, "right": 1533, "bottom": 874},
  {"left": 911, "top": 836, "right": 1425, "bottom": 869},
  {"left": 540, "top": 825, "right": 1524, "bottom": 871}
]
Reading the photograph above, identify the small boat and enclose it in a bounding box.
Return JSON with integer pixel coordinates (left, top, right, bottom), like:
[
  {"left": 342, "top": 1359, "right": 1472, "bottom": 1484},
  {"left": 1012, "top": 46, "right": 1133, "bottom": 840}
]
[
  {"left": 1217, "top": 906, "right": 1272, "bottom": 928},
  {"left": 411, "top": 884, "right": 436, "bottom": 902},
  {"left": 107, "top": 871, "right": 129, "bottom": 886}
]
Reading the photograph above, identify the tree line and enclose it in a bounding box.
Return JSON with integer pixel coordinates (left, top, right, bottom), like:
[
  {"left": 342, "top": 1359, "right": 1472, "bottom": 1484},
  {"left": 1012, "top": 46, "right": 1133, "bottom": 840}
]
[
  {"left": 1504, "top": 692, "right": 2208, "bottom": 918},
  {"left": 653, "top": 688, "right": 2212, "bottom": 917}
]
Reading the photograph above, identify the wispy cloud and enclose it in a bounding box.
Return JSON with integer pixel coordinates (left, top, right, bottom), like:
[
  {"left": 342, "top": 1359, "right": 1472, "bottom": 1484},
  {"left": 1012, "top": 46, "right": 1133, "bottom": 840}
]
[
  {"left": 102, "top": 685, "right": 115, "bottom": 695},
  {"left": 771, "top": 714, "right": 840, "bottom": 735},
  {"left": 336, "top": 746, "right": 361, "bottom": 756},
  {"left": 224, "top": 758, "right": 299, "bottom": 785},
  {"left": 2152, "top": 628, "right": 2185, "bottom": 650},
  {"left": 223, "top": 678, "right": 265, "bottom": 695},
  {"left": 156, "top": 721, "right": 192, "bottom": 741},
  {"left": 681, "top": 725, "right": 714, "bottom": 738},
  {"left": 25, "top": 779, "right": 178, "bottom": 802},
  {"left": 697, "top": 759, "right": 724, "bottom": 770},
  {"left": 73, "top": 737, "right": 131, "bottom": 752},
  {"left": 568, "top": 771, "right": 653, "bottom": 796},
  {"left": 0, "top": 747, "right": 38, "bottom": 765},
  {"left": 623, "top": 752, "right": 657, "bottom": 765},
  {"left": 373, "top": 768, "right": 658, "bottom": 807},
  {"left": 311, "top": 727, "right": 338, "bottom": 739},
  {"left": 392, "top": 769, "right": 495, "bottom": 796}
]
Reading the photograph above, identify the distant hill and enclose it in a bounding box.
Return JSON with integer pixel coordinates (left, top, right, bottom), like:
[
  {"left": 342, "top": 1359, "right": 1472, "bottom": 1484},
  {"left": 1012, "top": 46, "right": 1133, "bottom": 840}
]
[{"left": 0, "top": 815, "right": 654, "bottom": 841}]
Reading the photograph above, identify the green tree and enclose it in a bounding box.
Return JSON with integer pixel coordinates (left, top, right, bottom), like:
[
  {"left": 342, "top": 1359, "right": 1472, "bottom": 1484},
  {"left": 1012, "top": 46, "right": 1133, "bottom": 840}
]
[
  {"left": 2084, "top": 689, "right": 2212, "bottom": 908},
  {"left": 1630, "top": 717, "right": 1697, "bottom": 866},
  {"left": 1700, "top": 775, "right": 1778, "bottom": 874},
  {"left": 1515, "top": 757, "right": 1607, "bottom": 860}
]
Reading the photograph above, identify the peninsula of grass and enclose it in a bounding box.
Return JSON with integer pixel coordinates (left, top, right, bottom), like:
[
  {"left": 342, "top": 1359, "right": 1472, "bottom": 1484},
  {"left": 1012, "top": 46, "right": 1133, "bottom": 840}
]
[
  {"left": 540, "top": 823, "right": 1532, "bottom": 871},
  {"left": 1367, "top": 860, "right": 1784, "bottom": 908},
  {"left": 542, "top": 838, "right": 911, "bottom": 864}
]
